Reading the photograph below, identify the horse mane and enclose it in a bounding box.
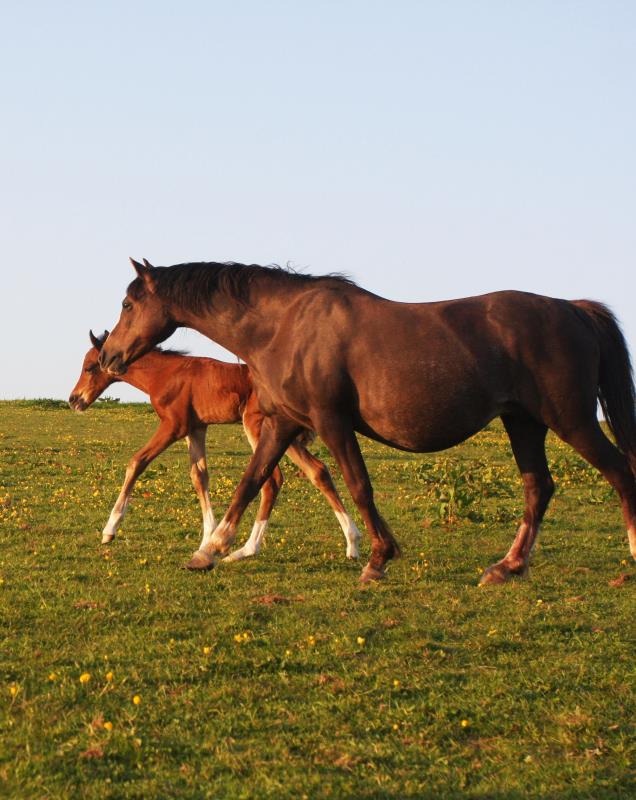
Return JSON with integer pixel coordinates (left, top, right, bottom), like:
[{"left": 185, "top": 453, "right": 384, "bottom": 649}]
[
  {"left": 127, "top": 262, "right": 357, "bottom": 313},
  {"left": 154, "top": 345, "right": 190, "bottom": 357}
]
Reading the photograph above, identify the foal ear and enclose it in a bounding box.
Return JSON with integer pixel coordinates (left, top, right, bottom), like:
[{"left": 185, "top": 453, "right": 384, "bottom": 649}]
[
  {"left": 142, "top": 258, "right": 155, "bottom": 269},
  {"left": 89, "top": 329, "right": 103, "bottom": 351},
  {"left": 129, "top": 256, "right": 157, "bottom": 294}
]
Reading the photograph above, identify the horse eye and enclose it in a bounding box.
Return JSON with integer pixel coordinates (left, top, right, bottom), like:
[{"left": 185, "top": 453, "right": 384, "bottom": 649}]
[
  {"left": 122, "top": 299, "right": 132, "bottom": 310},
  {"left": 85, "top": 365, "right": 97, "bottom": 374}
]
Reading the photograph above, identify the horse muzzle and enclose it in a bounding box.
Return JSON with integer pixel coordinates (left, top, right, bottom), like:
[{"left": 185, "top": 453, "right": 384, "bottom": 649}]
[{"left": 68, "top": 394, "right": 88, "bottom": 412}]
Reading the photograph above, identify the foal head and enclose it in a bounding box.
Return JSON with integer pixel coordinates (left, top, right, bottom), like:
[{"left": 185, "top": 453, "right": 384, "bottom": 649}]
[
  {"left": 99, "top": 258, "right": 177, "bottom": 376},
  {"left": 69, "top": 331, "right": 116, "bottom": 411}
]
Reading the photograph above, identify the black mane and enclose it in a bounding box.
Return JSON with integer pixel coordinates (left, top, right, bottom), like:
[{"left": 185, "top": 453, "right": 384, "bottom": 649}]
[{"left": 127, "top": 262, "right": 356, "bottom": 313}]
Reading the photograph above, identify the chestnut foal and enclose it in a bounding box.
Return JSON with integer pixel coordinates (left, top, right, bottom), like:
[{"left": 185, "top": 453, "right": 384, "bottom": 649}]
[{"left": 69, "top": 331, "right": 361, "bottom": 562}]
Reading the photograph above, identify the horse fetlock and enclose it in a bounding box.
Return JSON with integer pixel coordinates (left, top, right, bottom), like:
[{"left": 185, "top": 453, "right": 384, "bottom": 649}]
[
  {"left": 101, "top": 531, "right": 116, "bottom": 544},
  {"left": 222, "top": 545, "right": 257, "bottom": 563},
  {"left": 628, "top": 526, "right": 636, "bottom": 560}
]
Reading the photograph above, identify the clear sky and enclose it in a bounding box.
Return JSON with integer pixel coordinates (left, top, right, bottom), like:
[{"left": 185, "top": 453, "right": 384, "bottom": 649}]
[{"left": 2, "top": 1, "right": 635, "bottom": 402}]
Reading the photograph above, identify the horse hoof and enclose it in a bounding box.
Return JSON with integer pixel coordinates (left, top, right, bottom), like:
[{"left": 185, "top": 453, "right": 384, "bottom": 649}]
[
  {"left": 479, "top": 563, "right": 511, "bottom": 585},
  {"left": 185, "top": 550, "right": 215, "bottom": 571},
  {"left": 101, "top": 533, "right": 115, "bottom": 544},
  {"left": 359, "top": 563, "right": 385, "bottom": 583}
]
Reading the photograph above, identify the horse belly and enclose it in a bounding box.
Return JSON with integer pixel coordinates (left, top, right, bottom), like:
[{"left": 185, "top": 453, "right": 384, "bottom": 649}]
[{"left": 354, "top": 372, "right": 501, "bottom": 453}]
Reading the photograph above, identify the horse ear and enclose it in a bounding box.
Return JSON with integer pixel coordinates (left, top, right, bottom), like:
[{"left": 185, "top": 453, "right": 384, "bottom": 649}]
[
  {"left": 89, "top": 330, "right": 103, "bottom": 351},
  {"left": 129, "top": 256, "right": 157, "bottom": 294},
  {"left": 129, "top": 257, "right": 145, "bottom": 277}
]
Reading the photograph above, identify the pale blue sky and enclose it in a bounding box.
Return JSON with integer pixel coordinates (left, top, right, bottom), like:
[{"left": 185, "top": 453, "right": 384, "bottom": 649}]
[{"left": 2, "top": 1, "right": 634, "bottom": 401}]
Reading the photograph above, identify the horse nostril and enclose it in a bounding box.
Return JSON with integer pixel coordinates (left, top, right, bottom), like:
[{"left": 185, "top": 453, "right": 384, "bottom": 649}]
[{"left": 69, "top": 394, "right": 77, "bottom": 406}]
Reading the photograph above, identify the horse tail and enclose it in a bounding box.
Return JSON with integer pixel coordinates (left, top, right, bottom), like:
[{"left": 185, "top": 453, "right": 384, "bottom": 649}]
[{"left": 571, "top": 299, "right": 636, "bottom": 476}]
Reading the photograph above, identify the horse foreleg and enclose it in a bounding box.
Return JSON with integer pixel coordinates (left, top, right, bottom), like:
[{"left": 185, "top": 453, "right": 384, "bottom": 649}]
[
  {"left": 284, "top": 442, "right": 362, "bottom": 559},
  {"left": 101, "top": 423, "right": 178, "bottom": 544},
  {"left": 186, "top": 415, "right": 301, "bottom": 571},
  {"left": 316, "top": 419, "right": 399, "bottom": 582},
  {"left": 222, "top": 411, "right": 284, "bottom": 562},
  {"left": 186, "top": 428, "right": 217, "bottom": 550},
  {"left": 481, "top": 415, "right": 554, "bottom": 585}
]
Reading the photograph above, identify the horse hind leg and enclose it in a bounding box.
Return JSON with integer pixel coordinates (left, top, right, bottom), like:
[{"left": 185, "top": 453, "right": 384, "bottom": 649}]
[
  {"left": 481, "top": 415, "right": 554, "bottom": 585},
  {"left": 556, "top": 421, "right": 636, "bottom": 563}
]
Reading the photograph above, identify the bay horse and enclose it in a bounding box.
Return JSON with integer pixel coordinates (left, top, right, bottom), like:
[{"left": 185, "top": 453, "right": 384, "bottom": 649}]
[
  {"left": 69, "top": 331, "right": 361, "bottom": 561},
  {"left": 99, "top": 258, "right": 636, "bottom": 584}
]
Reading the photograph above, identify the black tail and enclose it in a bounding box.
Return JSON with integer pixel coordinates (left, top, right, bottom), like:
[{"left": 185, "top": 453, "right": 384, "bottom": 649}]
[{"left": 572, "top": 300, "right": 636, "bottom": 476}]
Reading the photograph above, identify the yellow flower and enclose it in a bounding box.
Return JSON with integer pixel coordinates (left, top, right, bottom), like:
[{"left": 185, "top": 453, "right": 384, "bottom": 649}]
[
  {"left": 103, "top": 721, "right": 113, "bottom": 731},
  {"left": 356, "top": 636, "right": 365, "bottom": 646},
  {"left": 461, "top": 719, "right": 470, "bottom": 728},
  {"left": 487, "top": 629, "right": 497, "bottom": 637},
  {"left": 79, "top": 673, "right": 91, "bottom": 684},
  {"left": 393, "top": 679, "right": 401, "bottom": 688},
  {"left": 392, "top": 723, "right": 399, "bottom": 731},
  {"left": 536, "top": 599, "right": 543, "bottom": 606},
  {"left": 48, "top": 672, "right": 57, "bottom": 682},
  {"left": 203, "top": 646, "right": 211, "bottom": 655},
  {"left": 105, "top": 671, "right": 114, "bottom": 682},
  {"left": 307, "top": 635, "right": 316, "bottom": 646},
  {"left": 9, "top": 685, "right": 19, "bottom": 697},
  {"left": 132, "top": 694, "right": 141, "bottom": 705}
]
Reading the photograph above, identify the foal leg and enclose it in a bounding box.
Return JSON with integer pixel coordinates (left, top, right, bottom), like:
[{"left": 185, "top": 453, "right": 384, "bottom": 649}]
[
  {"left": 481, "top": 415, "right": 554, "bottom": 585},
  {"left": 222, "top": 414, "right": 284, "bottom": 563},
  {"left": 186, "top": 415, "right": 301, "bottom": 570},
  {"left": 186, "top": 428, "right": 217, "bottom": 552},
  {"left": 557, "top": 421, "right": 636, "bottom": 562},
  {"left": 101, "top": 423, "right": 178, "bottom": 544},
  {"left": 316, "top": 419, "right": 400, "bottom": 582},
  {"left": 284, "top": 442, "right": 362, "bottom": 558}
]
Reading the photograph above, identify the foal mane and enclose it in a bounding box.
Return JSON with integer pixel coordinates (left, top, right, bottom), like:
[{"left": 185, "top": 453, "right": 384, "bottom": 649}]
[{"left": 128, "top": 262, "right": 356, "bottom": 312}]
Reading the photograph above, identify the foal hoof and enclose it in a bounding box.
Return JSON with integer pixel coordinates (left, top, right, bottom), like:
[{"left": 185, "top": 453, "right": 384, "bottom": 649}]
[
  {"left": 359, "top": 563, "right": 385, "bottom": 583},
  {"left": 101, "top": 532, "right": 115, "bottom": 544},
  {"left": 185, "top": 550, "right": 216, "bottom": 571}
]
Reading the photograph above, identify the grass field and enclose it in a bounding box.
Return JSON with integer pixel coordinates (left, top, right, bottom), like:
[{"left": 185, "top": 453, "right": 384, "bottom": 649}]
[{"left": 0, "top": 400, "right": 634, "bottom": 799}]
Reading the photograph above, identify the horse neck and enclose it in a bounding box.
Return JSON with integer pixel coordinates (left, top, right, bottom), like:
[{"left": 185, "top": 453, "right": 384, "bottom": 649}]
[
  {"left": 173, "top": 283, "right": 299, "bottom": 362},
  {"left": 122, "top": 350, "right": 185, "bottom": 397}
]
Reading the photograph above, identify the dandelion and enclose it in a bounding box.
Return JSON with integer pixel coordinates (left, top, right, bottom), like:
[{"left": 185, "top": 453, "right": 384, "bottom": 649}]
[
  {"left": 356, "top": 636, "right": 366, "bottom": 646},
  {"left": 203, "top": 646, "right": 211, "bottom": 655},
  {"left": 307, "top": 635, "right": 316, "bottom": 647},
  {"left": 536, "top": 599, "right": 543, "bottom": 606},
  {"left": 392, "top": 723, "right": 399, "bottom": 731},
  {"left": 9, "top": 684, "right": 19, "bottom": 697},
  {"left": 79, "top": 673, "right": 91, "bottom": 684},
  {"left": 461, "top": 719, "right": 470, "bottom": 728},
  {"left": 103, "top": 721, "right": 113, "bottom": 732},
  {"left": 105, "top": 671, "right": 114, "bottom": 682},
  {"left": 393, "top": 679, "right": 401, "bottom": 688},
  {"left": 48, "top": 673, "right": 57, "bottom": 682},
  {"left": 132, "top": 695, "right": 141, "bottom": 705},
  {"left": 233, "top": 632, "right": 249, "bottom": 644}
]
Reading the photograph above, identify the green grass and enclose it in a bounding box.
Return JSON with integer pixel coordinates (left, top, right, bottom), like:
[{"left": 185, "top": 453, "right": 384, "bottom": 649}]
[{"left": 0, "top": 401, "right": 634, "bottom": 799}]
